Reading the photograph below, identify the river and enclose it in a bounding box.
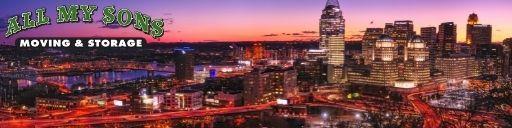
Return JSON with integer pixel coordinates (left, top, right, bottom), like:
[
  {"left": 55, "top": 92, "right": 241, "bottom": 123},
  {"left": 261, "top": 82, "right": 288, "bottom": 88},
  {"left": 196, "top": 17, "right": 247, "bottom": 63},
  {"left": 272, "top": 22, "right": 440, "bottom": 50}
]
[{"left": 17, "top": 69, "right": 171, "bottom": 89}]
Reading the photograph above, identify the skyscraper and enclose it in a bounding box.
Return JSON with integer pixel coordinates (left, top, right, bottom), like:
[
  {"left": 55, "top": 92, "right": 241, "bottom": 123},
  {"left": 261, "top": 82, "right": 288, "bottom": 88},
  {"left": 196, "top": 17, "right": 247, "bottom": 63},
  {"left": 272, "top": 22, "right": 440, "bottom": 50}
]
[
  {"left": 384, "top": 23, "right": 394, "bottom": 35},
  {"left": 404, "top": 36, "right": 430, "bottom": 85},
  {"left": 362, "top": 28, "right": 384, "bottom": 65},
  {"left": 319, "top": 0, "right": 345, "bottom": 83},
  {"left": 174, "top": 47, "right": 195, "bottom": 82},
  {"left": 392, "top": 20, "right": 415, "bottom": 45},
  {"left": 437, "top": 22, "right": 457, "bottom": 57},
  {"left": 369, "top": 35, "right": 399, "bottom": 86},
  {"left": 470, "top": 24, "right": 492, "bottom": 46},
  {"left": 466, "top": 13, "right": 479, "bottom": 44},
  {"left": 420, "top": 27, "right": 437, "bottom": 73},
  {"left": 391, "top": 20, "right": 415, "bottom": 61}
]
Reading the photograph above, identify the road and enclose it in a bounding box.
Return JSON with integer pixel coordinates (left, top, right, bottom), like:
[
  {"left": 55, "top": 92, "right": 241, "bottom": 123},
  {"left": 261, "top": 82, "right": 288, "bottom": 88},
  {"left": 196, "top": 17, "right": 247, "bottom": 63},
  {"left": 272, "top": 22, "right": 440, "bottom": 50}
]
[
  {"left": 407, "top": 92, "right": 442, "bottom": 128},
  {"left": 312, "top": 84, "right": 443, "bottom": 128},
  {"left": 0, "top": 102, "right": 275, "bottom": 128}
]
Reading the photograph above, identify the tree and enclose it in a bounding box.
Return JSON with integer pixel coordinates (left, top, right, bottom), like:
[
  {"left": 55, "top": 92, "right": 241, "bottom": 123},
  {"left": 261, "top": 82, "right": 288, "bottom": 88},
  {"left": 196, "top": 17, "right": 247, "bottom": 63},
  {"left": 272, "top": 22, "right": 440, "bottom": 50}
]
[{"left": 467, "top": 82, "right": 512, "bottom": 126}]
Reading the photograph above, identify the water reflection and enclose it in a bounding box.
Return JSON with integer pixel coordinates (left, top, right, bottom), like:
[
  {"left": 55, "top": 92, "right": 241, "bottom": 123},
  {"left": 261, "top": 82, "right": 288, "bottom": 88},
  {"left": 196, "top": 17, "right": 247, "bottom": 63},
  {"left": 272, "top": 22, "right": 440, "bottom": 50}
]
[{"left": 18, "top": 70, "right": 170, "bottom": 89}]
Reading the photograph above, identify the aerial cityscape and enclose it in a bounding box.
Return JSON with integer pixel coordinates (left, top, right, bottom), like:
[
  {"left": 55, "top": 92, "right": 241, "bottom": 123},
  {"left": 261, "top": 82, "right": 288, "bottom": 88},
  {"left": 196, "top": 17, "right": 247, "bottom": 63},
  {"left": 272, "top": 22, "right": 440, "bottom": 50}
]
[{"left": 1, "top": 0, "right": 512, "bottom": 128}]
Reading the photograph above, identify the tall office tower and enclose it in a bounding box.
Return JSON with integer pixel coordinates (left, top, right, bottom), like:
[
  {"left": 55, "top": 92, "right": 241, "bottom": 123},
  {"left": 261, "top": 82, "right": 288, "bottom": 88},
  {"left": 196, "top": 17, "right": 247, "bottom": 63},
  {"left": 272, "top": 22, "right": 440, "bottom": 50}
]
[
  {"left": 319, "top": 0, "right": 345, "bottom": 83},
  {"left": 384, "top": 23, "right": 394, "bottom": 35},
  {"left": 174, "top": 47, "right": 195, "bottom": 82},
  {"left": 404, "top": 36, "right": 430, "bottom": 85},
  {"left": 392, "top": 20, "right": 415, "bottom": 44},
  {"left": 243, "top": 68, "right": 269, "bottom": 106},
  {"left": 437, "top": 22, "right": 457, "bottom": 57},
  {"left": 470, "top": 24, "right": 492, "bottom": 46},
  {"left": 503, "top": 38, "right": 512, "bottom": 78},
  {"left": 392, "top": 20, "right": 415, "bottom": 61},
  {"left": 362, "top": 28, "right": 384, "bottom": 65},
  {"left": 369, "top": 35, "right": 399, "bottom": 86},
  {"left": 466, "top": 13, "right": 479, "bottom": 44},
  {"left": 421, "top": 27, "right": 437, "bottom": 73}
]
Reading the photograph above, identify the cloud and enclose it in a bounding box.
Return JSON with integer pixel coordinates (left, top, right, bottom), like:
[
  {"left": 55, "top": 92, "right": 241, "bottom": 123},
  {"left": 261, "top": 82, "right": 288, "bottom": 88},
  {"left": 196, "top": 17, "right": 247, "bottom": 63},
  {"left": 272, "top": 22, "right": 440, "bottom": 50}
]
[
  {"left": 97, "top": 20, "right": 124, "bottom": 29},
  {"left": 302, "top": 30, "right": 317, "bottom": 34},
  {"left": 263, "top": 33, "right": 279, "bottom": 37},
  {"left": 263, "top": 32, "right": 308, "bottom": 37},
  {"left": 164, "top": 17, "right": 174, "bottom": 24},
  {"left": 293, "top": 35, "right": 318, "bottom": 38},
  {"left": 346, "top": 35, "right": 363, "bottom": 40}
]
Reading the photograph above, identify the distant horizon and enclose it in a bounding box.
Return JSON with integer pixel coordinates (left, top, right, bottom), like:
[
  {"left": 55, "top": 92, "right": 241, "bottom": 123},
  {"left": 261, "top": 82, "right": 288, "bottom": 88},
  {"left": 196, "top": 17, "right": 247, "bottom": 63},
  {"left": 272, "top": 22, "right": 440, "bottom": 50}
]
[{"left": 1, "top": 0, "right": 511, "bottom": 44}]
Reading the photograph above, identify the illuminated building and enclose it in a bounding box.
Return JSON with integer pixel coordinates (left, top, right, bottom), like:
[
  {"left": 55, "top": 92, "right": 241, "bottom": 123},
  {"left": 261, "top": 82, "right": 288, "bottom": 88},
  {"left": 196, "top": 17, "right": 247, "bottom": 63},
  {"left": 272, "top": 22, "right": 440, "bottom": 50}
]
[
  {"left": 435, "top": 54, "right": 479, "bottom": 83},
  {"left": 175, "top": 89, "right": 203, "bottom": 110},
  {"left": 243, "top": 67, "right": 297, "bottom": 105},
  {"left": 162, "top": 89, "right": 176, "bottom": 110},
  {"left": 466, "top": 13, "right": 479, "bottom": 44},
  {"left": 243, "top": 69, "right": 268, "bottom": 105},
  {"left": 384, "top": 23, "right": 394, "bottom": 35},
  {"left": 272, "top": 105, "right": 308, "bottom": 118},
  {"left": 295, "top": 59, "right": 327, "bottom": 92},
  {"left": 369, "top": 35, "right": 399, "bottom": 86},
  {"left": 174, "top": 47, "right": 195, "bottom": 82},
  {"left": 36, "top": 97, "right": 79, "bottom": 113},
  {"left": 470, "top": 24, "right": 492, "bottom": 49},
  {"left": 204, "top": 91, "right": 242, "bottom": 107},
  {"left": 391, "top": 20, "right": 415, "bottom": 60},
  {"left": 252, "top": 43, "right": 265, "bottom": 62},
  {"left": 319, "top": 0, "right": 345, "bottom": 83},
  {"left": 404, "top": 36, "right": 430, "bottom": 85},
  {"left": 437, "top": 22, "right": 457, "bottom": 57},
  {"left": 391, "top": 20, "right": 415, "bottom": 45},
  {"left": 420, "top": 27, "right": 437, "bottom": 73},
  {"left": 362, "top": 28, "right": 384, "bottom": 65},
  {"left": 306, "top": 49, "right": 327, "bottom": 61},
  {"left": 347, "top": 65, "right": 371, "bottom": 85}
]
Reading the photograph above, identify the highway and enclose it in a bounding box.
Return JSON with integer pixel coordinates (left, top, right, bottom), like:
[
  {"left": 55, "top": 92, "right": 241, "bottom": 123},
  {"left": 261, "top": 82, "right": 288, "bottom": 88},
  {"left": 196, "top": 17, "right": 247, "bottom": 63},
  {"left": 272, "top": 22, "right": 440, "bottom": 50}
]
[
  {"left": 0, "top": 102, "right": 275, "bottom": 128},
  {"left": 407, "top": 91, "right": 442, "bottom": 128}
]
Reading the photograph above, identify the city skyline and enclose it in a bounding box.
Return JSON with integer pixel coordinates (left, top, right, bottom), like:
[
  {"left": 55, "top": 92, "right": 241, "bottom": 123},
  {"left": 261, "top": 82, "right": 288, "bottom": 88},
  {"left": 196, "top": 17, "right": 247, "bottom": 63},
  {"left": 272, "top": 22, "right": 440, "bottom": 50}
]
[
  {"left": 0, "top": 0, "right": 511, "bottom": 43},
  {"left": 1, "top": 0, "right": 512, "bottom": 127}
]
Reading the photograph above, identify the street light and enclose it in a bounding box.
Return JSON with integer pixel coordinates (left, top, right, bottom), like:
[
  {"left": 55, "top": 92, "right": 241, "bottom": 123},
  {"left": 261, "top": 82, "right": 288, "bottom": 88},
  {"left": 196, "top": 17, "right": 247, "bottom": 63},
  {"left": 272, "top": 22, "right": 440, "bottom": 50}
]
[
  {"left": 322, "top": 112, "right": 329, "bottom": 119},
  {"left": 355, "top": 113, "right": 361, "bottom": 119}
]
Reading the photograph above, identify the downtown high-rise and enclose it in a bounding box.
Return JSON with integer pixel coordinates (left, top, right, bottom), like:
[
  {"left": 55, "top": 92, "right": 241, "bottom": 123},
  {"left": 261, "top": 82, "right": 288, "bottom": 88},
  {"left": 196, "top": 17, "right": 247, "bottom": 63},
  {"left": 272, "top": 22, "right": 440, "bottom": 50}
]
[
  {"left": 319, "top": 0, "right": 345, "bottom": 84},
  {"left": 404, "top": 36, "right": 430, "bottom": 85},
  {"left": 362, "top": 28, "right": 384, "bottom": 65},
  {"left": 466, "top": 13, "right": 479, "bottom": 44},
  {"left": 369, "top": 35, "right": 399, "bottom": 86},
  {"left": 437, "top": 22, "right": 458, "bottom": 57},
  {"left": 420, "top": 27, "right": 437, "bottom": 73}
]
